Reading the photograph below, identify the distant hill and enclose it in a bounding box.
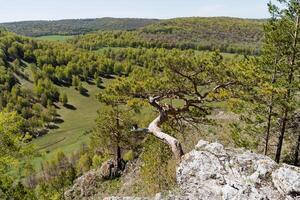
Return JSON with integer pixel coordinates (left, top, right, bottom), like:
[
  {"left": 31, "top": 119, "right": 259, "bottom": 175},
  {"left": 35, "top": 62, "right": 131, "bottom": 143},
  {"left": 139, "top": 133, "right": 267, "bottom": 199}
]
[
  {"left": 0, "top": 18, "right": 160, "bottom": 37},
  {"left": 142, "top": 17, "right": 264, "bottom": 45},
  {"left": 1, "top": 17, "right": 266, "bottom": 54},
  {"left": 70, "top": 17, "right": 265, "bottom": 54}
]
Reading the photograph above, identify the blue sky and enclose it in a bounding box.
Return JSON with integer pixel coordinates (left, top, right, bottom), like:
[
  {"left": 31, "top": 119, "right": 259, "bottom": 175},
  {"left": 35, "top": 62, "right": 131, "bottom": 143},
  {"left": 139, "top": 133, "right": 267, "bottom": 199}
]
[{"left": 0, "top": 0, "right": 272, "bottom": 23}]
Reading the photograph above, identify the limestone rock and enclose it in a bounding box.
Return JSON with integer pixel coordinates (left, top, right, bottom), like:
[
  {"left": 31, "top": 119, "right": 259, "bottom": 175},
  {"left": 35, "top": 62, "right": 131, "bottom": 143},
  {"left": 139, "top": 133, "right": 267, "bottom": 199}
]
[
  {"left": 65, "top": 168, "right": 103, "bottom": 200},
  {"left": 272, "top": 164, "right": 300, "bottom": 198},
  {"left": 100, "top": 159, "right": 121, "bottom": 180},
  {"left": 176, "top": 140, "right": 299, "bottom": 200}
]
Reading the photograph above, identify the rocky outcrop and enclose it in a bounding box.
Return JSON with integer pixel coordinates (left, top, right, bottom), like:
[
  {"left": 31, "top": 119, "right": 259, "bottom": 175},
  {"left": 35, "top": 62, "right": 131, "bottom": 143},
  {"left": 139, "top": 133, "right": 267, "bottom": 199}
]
[
  {"left": 67, "top": 140, "right": 300, "bottom": 200},
  {"left": 65, "top": 159, "right": 126, "bottom": 199},
  {"left": 272, "top": 164, "right": 300, "bottom": 198},
  {"left": 176, "top": 140, "right": 300, "bottom": 199},
  {"left": 65, "top": 168, "right": 103, "bottom": 199}
]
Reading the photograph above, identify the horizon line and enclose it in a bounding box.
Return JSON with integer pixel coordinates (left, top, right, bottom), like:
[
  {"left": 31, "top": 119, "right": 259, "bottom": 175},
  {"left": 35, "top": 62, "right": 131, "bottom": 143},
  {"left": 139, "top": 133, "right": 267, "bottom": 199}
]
[{"left": 0, "top": 16, "right": 269, "bottom": 24}]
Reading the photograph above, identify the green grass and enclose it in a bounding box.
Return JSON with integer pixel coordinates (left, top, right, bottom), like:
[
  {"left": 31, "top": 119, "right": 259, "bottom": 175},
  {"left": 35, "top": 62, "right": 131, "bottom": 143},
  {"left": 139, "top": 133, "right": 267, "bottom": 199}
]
[
  {"left": 15, "top": 65, "right": 153, "bottom": 171},
  {"left": 31, "top": 80, "right": 113, "bottom": 169},
  {"left": 16, "top": 66, "right": 112, "bottom": 169},
  {"left": 35, "top": 35, "right": 74, "bottom": 41}
]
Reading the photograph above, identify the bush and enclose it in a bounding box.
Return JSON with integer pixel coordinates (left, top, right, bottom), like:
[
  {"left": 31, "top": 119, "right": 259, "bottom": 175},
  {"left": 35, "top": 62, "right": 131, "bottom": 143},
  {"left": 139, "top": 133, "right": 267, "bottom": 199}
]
[
  {"left": 60, "top": 92, "right": 68, "bottom": 105},
  {"left": 78, "top": 84, "right": 86, "bottom": 95},
  {"left": 139, "top": 136, "right": 176, "bottom": 195},
  {"left": 92, "top": 154, "right": 107, "bottom": 168},
  {"left": 76, "top": 153, "right": 92, "bottom": 174},
  {"left": 123, "top": 150, "right": 135, "bottom": 162}
]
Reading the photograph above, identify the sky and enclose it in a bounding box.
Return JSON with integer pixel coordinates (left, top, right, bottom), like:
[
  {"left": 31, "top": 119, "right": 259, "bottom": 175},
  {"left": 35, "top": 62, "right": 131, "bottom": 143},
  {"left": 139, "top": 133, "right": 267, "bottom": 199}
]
[{"left": 0, "top": 0, "right": 273, "bottom": 23}]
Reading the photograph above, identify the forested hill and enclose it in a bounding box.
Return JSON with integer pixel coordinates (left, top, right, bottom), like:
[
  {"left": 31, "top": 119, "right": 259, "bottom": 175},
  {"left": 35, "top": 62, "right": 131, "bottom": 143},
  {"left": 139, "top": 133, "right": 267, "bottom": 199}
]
[
  {"left": 1, "top": 17, "right": 265, "bottom": 54},
  {"left": 0, "top": 18, "right": 159, "bottom": 37},
  {"left": 70, "top": 17, "right": 265, "bottom": 54}
]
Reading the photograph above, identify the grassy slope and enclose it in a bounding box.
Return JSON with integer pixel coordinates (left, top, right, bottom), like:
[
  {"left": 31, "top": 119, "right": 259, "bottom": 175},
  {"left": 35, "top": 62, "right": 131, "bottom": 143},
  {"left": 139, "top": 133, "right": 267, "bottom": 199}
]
[
  {"left": 17, "top": 66, "right": 110, "bottom": 169},
  {"left": 36, "top": 35, "right": 74, "bottom": 41},
  {"left": 32, "top": 81, "right": 102, "bottom": 168}
]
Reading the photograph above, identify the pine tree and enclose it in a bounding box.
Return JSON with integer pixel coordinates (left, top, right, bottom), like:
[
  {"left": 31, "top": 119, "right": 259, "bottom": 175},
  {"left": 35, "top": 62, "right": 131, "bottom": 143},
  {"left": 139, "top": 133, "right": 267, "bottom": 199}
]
[
  {"left": 98, "top": 51, "right": 250, "bottom": 159},
  {"left": 265, "top": 0, "right": 300, "bottom": 163},
  {"left": 60, "top": 92, "right": 68, "bottom": 106}
]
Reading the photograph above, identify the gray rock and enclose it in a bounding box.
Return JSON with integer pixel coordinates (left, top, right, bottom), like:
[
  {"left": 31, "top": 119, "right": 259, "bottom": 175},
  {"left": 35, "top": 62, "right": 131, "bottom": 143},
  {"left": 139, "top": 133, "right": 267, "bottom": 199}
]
[
  {"left": 65, "top": 168, "right": 103, "bottom": 200},
  {"left": 65, "top": 158, "right": 126, "bottom": 199},
  {"left": 103, "top": 197, "right": 150, "bottom": 200},
  {"left": 272, "top": 164, "right": 300, "bottom": 197},
  {"left": 176, "top": 141, "right": 299, "bottom": 200}
]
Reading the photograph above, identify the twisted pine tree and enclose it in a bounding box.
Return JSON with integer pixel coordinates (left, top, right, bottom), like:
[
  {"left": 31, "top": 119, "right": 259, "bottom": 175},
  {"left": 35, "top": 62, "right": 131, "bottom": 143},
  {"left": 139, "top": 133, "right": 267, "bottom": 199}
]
[{"left": 98, "top": 51, "right": 252, "bottom": 160}]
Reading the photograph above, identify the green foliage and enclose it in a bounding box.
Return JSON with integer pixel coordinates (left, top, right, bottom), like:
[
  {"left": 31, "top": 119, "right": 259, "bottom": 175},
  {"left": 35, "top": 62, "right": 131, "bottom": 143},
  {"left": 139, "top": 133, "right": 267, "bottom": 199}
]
[
  {"left": 92, "top": 154, "right": 107, "bottom": 168},
  {"left": 140, "top": 136, "right": 176, "bottom": 195},
  {"left": 72, "top": 75, "right": 80, "bottom": 89},
  {"left": 60, "top": 92, "right": 68, "bottom": 105},
  {"left": 76, "top": 153, "right": 92, "bottom": 174},
  {"left": 99, "top": 50, "right": 249, "bottom": 127},
  {"left": 231, "top": 0, "right": 300, "bottom": 161},
  {"left": 0, "top": 111, "right": 29, "bottom": 172},
  {"left": 78, "top": 83, "right": 86, "bottom": 95},
  {"left": 90, "top": 106, "right": 136, "bottom": 158},
  {"left": 70, "top": 17, "right": 264, "bottom": 55},
  {"left": 230, "top": 123, "right": 260, "bottom": 149},
  {"left": 37, "top": 151, "right": 77, "bottom": 199},
  {"left": 123, "top": 150, "right": 135, "bottom": 162},
  {"left": 95, "top": 76, "right": 103, "bottom": 88},
  {"left": 0, "top": 110, "right": 35, "bottom": 199}
]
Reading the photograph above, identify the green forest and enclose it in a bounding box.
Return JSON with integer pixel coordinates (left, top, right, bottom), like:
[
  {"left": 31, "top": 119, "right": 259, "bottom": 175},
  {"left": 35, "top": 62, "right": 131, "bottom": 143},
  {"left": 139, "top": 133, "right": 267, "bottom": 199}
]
[
  {"left": 0, "top": 0, "right": 299, "bottom": 199},
  {"left": 69, "top": 17, "right": 264, "bottom": 55}
]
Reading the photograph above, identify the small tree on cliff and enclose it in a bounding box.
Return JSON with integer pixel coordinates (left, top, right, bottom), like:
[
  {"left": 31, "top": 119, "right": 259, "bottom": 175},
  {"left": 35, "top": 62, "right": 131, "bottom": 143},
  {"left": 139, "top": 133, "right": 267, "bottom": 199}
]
[
  {"left": 98, "top": 51, "right": 252, "bottom": 160},
  {"left": 91, "top": 105, "right": 136, "bottom": 170}
]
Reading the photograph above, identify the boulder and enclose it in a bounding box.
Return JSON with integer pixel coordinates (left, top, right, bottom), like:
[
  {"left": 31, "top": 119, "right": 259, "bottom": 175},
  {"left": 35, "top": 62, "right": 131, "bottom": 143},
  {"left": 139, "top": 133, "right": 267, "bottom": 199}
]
[
  {"left": 65, "top": 168, "right": 103, "bottom": 200},
  {"left": 174, "top": 140, "right": 300, "bottom": 199}
]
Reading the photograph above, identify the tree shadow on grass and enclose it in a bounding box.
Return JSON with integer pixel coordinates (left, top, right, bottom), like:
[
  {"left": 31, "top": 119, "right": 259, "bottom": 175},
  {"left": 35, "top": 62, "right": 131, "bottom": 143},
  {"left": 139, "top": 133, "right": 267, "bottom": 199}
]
[
  {"left": 80, "top": 88, "right": 90, "bottom": 97},
  {"left": 97, "top": 85, "right": 105, "bottom": 89},
  {"left": 35, "top": 129, "right": 49, "bottom": 137},
  {"left": 47, "top": 124, "right": 60, "bottom": 129},
  {"left": 64, "top": 103, "right": 77, "bottom": 110},
  {"left": 81, "top": 91, "right": 90, "bottom": 97},
  {"left": 53, "top": 103, "right": 60, "bottom": 109},
  {"left": 87, "top": 78, "right": 95, "bottom": 85},
  {"left": 53, "top": 118, "right": 64, "bottom": 124}
]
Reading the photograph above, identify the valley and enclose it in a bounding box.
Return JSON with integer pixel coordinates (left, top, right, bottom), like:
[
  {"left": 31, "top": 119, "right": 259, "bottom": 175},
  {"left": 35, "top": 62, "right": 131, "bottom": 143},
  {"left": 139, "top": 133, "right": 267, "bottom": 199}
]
[{"left": 0, "top": 2, "right": 299, "bottom": 199}]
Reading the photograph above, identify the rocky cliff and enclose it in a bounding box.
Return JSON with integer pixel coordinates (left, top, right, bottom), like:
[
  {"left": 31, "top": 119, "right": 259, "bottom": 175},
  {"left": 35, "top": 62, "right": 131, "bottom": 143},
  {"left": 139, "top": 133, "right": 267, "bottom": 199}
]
[{"left": 67, "top": 140, "right": 300, "bottom": 200}]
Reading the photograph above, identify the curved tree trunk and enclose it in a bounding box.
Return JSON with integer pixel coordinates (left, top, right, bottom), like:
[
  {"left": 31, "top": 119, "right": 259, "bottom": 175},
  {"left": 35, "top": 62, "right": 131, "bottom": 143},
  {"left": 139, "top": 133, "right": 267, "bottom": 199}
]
[{"left": 148, "top": 111, "right": 184, "bottom": 160}]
